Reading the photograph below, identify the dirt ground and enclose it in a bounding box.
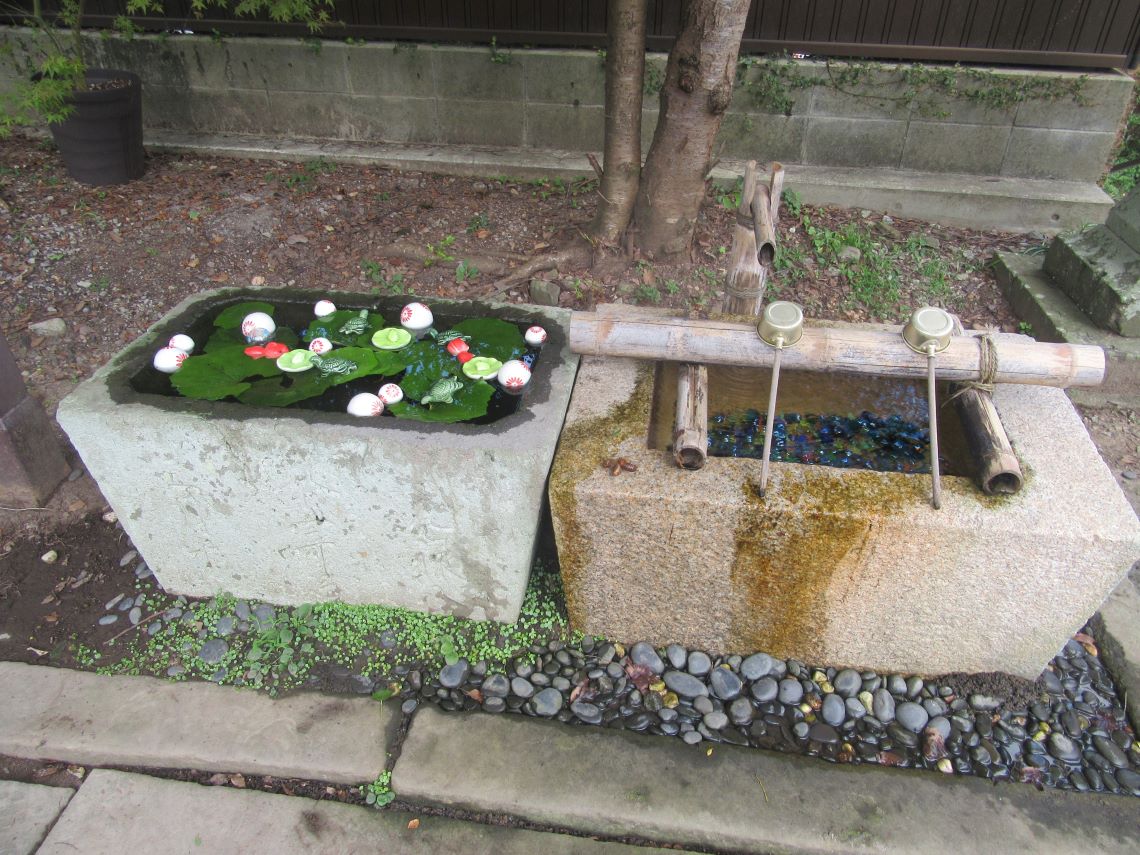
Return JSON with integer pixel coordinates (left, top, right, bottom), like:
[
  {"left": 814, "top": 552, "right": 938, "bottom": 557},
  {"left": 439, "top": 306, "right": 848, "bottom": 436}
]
[{"left": 0, "top": 134, "right": 1136, "bottom": 664}]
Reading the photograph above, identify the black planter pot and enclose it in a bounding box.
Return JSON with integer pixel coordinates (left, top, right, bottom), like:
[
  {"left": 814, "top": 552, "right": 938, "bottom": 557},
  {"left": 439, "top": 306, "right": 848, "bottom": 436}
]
[{"left": 48, "top": 68, "right": 144, "bottom": 186}]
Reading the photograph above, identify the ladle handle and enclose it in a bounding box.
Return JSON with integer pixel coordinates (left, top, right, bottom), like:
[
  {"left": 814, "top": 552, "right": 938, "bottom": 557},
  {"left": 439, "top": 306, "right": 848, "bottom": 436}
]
[
  {"left": 927, "top": 347, "right": 942, "bottom": 510},
  {"left": 758, "top": 341, "right": 784, "bottom": 497}
]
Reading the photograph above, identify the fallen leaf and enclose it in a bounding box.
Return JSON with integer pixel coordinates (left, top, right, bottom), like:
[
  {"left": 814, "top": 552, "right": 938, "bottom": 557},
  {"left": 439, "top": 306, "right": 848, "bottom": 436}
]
[
  {"left": 474, "top": 228, "right": 490, "bottom": 239},
  {"left": 33, "top": 765, "right": 61, "bottom": 779},
  {"left": 66, "top": 765, "right": 85, "bottom": 779},
  {"left": 186, "top": 256, "right": 199, "bottom": 268},
  {"left": 40, "top": 594, "right": 57, "bottom": 605},
  {"left": 464, "top": 688, "right": 484, "bottom": 704},
  {"left": 26, "top": 647, "right": 47, "bottom": 656},
  {"left": 570, "top": 678, "right": 596, "bottom": 704},
  {"left": 407, "top": 819, "right": 420, "bottom": 830},
  {"left": 229, "top": 773, "right": 246, "bottom": 788},
  {"left": 43, "top": 612, "right": 59, "bottom": 624},
  {"left": 623, "top": 660, "right": 653, "bottom": 694},
  {"left": 250, "top": 275, "right": 266, "bottom": 286},
  {"left": 207, "top": 773, "right": 229, "bottom": 786}
]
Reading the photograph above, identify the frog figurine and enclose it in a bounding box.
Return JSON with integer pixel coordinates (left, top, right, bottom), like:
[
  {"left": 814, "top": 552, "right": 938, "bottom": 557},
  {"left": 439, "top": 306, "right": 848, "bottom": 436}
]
[
  {"left": 338, "top": 309, "right": 370, "bottom": 337},
  {"left": 420, "top": 375, "right": 464, "bottom": 406},
  {"left": 309, "top": 354, "right": 358, "bottom": 377}
]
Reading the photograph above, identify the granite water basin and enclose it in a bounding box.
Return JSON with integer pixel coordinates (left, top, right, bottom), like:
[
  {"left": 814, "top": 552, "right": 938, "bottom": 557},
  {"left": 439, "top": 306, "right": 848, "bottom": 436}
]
[{"left": 58, "top": 287, "right": 578, "bottom": 622}]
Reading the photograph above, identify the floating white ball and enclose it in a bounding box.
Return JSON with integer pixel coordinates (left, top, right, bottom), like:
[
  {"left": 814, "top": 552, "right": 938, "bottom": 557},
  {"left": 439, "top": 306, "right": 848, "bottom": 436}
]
[
  {"left": 308, "top": 337, "right": 333, "bottom": 355},
  {"left": 524, "top": 325, "right": 547, "bottom": 347},
  {"left": 498, "top": 359, "right": 532, "bottom": 395},
  {"left": 346, "top": 392, "right": 384, "bottom": 417},
  {"left": 314, "top": 299, "right": 337, "bottom": 318},
  {"left": 241, "top": 311, "right": 276, "bottom": 344},
  {"left": 153, "top": 346, "right": 189, "bottom": 374},
  {"left": 399, "top": 302, "right": 434, "bottom": 338},
  {"left": 377, "top": 383, "right": 404, "bottom": 405},
  {"left": 168, "top": 333, "right": 195, "bottom": 354}
]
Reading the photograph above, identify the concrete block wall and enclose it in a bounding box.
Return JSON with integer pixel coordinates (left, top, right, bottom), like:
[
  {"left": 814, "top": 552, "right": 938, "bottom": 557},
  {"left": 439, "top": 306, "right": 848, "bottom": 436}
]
[{"left": 0, "top": 29, "right": 1132, "bottom": 182}]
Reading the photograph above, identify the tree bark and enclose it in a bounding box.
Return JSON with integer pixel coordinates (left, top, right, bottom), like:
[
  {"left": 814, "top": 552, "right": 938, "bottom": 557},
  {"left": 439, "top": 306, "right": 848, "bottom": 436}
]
[
  {"left": 631, "top": 0, "right": 752, "bottom": 258},
  {"left": 590, "top": 0, "right": 646, "bottom": 246}
]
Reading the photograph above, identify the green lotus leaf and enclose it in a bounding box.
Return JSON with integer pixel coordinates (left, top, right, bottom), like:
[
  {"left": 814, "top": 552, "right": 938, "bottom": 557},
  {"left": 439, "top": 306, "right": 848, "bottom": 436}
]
[
  {"left": 170, "top": 356, "right": 251, "bottom": 401},
  {"left": 212, "top": 300, "right": 275, "bottom": 329},
  {"left": 454, "top": 317, "right": 526, "bottom": 364}
]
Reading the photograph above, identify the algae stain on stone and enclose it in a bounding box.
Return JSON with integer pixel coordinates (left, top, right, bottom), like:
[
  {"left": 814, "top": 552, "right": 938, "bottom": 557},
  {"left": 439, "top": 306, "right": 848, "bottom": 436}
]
[
  {"left": 729, "top": 469, "right": 927, "bottom": 660},
  {"left": 549, "top": 365, "right": 655, "bottom": 632}
]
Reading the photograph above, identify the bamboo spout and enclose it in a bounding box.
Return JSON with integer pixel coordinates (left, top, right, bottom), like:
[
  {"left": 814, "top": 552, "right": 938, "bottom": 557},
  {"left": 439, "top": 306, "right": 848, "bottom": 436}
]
[{"left": 569, "top": 313, "right": 1105, "bottom": 389}]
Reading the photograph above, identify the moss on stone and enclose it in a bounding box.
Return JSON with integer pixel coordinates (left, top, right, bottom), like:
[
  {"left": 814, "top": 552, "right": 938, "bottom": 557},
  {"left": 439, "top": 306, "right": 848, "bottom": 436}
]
[{"left": 549, "top": 364, "right": 655, "bottom": 633}]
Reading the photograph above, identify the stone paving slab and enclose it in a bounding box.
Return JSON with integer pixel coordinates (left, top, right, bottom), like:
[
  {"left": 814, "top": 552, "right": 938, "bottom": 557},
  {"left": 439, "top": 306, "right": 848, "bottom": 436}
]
[
  {"left": 394, "top": 706, "right": 1140, "bottom": 855},
  {"left": 0, "top": 780, "right": 72, "bottom": 855},
  {"left": 37, "top": 769, "right": 671, "bottom": 855},
  {"left": 0, "top": 663, "right": 394, "bottom": 784}
]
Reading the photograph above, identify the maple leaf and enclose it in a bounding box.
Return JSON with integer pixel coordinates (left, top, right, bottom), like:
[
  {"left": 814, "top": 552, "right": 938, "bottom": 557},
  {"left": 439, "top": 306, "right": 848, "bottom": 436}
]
[{"left": 623, "top": 659, "right": 653, "bottom": 693}]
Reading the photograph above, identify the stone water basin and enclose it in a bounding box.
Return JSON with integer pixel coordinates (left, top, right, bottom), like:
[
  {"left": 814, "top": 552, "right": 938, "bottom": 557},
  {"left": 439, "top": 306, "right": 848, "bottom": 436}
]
[
  {"left": 58, "top": 287, "right": 578, "bottom": 622},
  {"left": 550, "top": 332, "right": 1140, "bottom": 678}
]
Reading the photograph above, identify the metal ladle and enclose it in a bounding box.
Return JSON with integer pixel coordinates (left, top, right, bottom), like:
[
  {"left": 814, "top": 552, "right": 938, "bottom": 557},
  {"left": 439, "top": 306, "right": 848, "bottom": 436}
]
[
  {"left": 902, "top": 306, "right": 954, "bottom": 509},
  {"left": 756, "top": 301, "right": 804, "bottom": 498}
]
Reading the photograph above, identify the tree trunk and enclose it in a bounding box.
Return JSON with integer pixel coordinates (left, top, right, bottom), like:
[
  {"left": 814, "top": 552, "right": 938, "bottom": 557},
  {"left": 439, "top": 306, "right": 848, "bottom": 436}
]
[
  {"left": 590, "top": 0, "right": 646, "bottom": 246},
  {"left": 632, "top": 0, "right": 752, "bottom": 258}
]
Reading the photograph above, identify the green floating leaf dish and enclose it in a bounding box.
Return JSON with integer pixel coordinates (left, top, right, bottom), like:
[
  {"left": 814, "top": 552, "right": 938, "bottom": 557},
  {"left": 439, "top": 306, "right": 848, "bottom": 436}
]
[
  {"left": 462, "top": 356, "right": 502, "bottom": 380},
  {"left": 372, "top": 327, "right": 412, "bottom": 350},
  {"left": 277, "top": 349, "right": 315, "bottom": 373}
]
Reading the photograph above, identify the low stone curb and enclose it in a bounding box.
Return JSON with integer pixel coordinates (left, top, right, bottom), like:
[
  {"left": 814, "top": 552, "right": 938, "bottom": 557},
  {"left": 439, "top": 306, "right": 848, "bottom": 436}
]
[
  {"left": 0, "top": 780, "right": 72, "bottom": 855},
  {"left": 393, "top": 705, "right": 1140, "bottom": 854},
  {"left": 142, "top": 130, "right": 1110, "bottom": 233},
  {"left": 1092, "top": 577, "right": 1140, "bottom": 734},
  {"left": 37, "top": 769, "right": 668, "bottom": 854},
  {"left": 0, "top": 663, "right": 395, "bottom": 784}
]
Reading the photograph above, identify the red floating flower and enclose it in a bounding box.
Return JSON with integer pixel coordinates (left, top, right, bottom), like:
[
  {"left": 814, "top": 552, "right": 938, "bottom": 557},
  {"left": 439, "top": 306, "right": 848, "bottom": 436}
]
[
  {"left": 456, "top": 351, "right": 474, "bottom": 364},
  {"left": 446, "top": 338, "right": 470, "bottom": 357},
  {"left": 262, "top": 341, "right": 289, "bottom": 359},
  {"left": 244, "top": 345, "right": 266, "bottom": 359}
]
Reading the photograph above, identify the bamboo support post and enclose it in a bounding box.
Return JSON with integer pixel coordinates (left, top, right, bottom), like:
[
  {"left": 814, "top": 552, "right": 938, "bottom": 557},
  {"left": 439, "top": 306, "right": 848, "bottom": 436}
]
[
  {"left": 752, "top": 183, "right": 775, "bottom": 265},
  {"left": 724, "top": 161, "right": 765, "bottom": 316},
  {"left": 568, "top": 313, "right": 1106, "bottom": 389},
  {"left": 674, "top": 363, "right": 708, "bottom": 470},
  {"left": 768, "top": 162, "right": 785, "bottom": 223},
  {"left": 947, "top": 318, "right": 1024, "bottom": 495}
]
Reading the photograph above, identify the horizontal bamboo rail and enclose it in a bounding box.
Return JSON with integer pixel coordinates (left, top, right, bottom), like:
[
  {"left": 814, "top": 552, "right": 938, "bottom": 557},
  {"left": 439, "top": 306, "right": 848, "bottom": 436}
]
[{"left": 569, "top": 313, "right": 1105, "bottom": 388}]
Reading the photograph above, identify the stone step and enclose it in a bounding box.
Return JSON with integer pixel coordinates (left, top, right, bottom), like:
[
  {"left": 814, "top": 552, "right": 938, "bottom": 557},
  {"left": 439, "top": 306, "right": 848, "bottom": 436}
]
[
  {"left": 992, "top": 252, "right": 1140, "bottom": 407},
  {"left": 393, "top": 706, "right": 1140, "bottom": 854},
  {"left": 1106, "top": 187, "right": 1140, "bottom": 255},
  {"left": 37, "top": 769, "right": 665, "bottom": 854},
  {"left": 1044, "top": 227, "right": 1140, "bottom": 337},
  {"left": 0, "top": 662, "right": 395, "bottom": 784},
  {"left": 0, "top": 781, "right": 72, "bottom": 855}
]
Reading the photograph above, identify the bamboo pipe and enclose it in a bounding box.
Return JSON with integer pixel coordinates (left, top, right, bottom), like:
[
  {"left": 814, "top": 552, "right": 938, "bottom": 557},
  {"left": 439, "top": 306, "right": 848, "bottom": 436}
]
[
  {"left": 724, "top": 162, "right": 765, "bottom": 317},
  {"left": 673, "top": 363, "right": 708, "bottom": 470},
  {"left": 947, "top": 318, "right": 1024, "bottom": 495},
  {"left": 568, "top": 313, "right": 1105, "bottom": 388}
]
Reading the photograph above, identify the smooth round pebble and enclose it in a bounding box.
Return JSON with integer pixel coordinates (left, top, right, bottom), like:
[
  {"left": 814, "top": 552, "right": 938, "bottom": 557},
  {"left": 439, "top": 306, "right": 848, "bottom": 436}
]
[
  {"left": 709, "top": 667, "right": 743, "bottom": 700},
  {"left": 897, "top": 702, "right": 929, "bottom": 733},
  {"left": 778, "top": 679, "right": 804, "bottom": 705},
  {"left": 751, "top": 677, "right": 779, "bottom": 703},
  {"left": 533, "top": 688, "right": 563, "bottom": 716},
  {"left": 822, "top": 693, "right": 846, "bottom": 726},
  {"left": 439, "top": 660, "right": 469, "bottom": 689},
  {"left": 833, "top": 669, "right": 861, "bottom": 697},
  {"left": 665, "top": 670, "right": 708, "bottom": 698},
  {"left": 687, "top": 651, "right": 712, "bottom": 677},
  {"left": 630, "top": 641, "right": 665, "bottom": 675},
  {"left": 741, "top": 653, "right": 774, "bottom": 681}
]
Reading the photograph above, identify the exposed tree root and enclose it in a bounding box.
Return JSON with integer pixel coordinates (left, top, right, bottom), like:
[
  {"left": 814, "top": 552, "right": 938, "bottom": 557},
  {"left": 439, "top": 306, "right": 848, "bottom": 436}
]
[{"left": 482, "top": 238, "right": 595, "bottom": 299}]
